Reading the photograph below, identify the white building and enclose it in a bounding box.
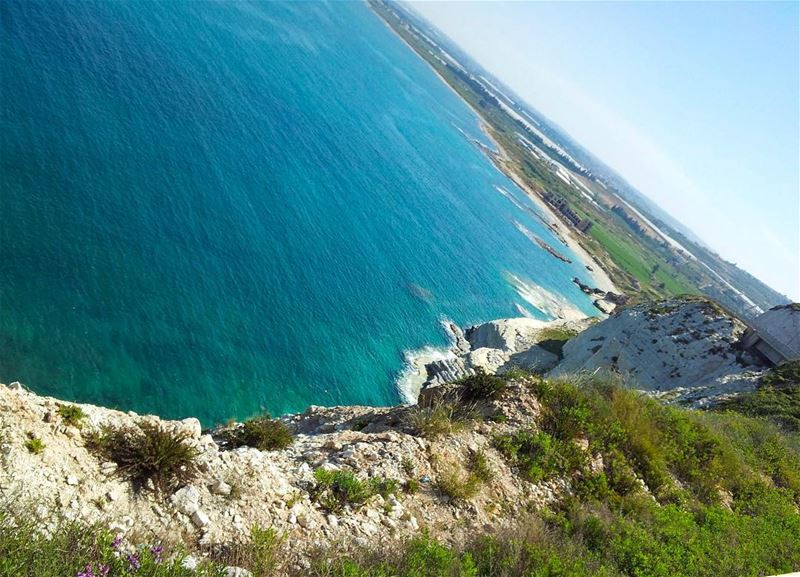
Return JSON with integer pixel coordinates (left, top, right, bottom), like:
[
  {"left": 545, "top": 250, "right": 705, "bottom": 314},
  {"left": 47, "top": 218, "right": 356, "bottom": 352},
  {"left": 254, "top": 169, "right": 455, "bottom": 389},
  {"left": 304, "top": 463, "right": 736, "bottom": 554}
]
[{"left": 741, "top": 304, "right": 800, "bottom": 365}]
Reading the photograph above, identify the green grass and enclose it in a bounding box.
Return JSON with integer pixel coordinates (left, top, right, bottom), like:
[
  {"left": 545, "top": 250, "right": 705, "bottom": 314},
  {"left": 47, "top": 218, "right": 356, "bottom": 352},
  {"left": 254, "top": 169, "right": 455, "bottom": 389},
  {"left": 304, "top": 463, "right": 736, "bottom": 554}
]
[
  {"left": 536, "top": 327, "right": 579, "bottom": 358},
  {"left": 0, "top": 510, "right": 225, "bottom": 577},
  {"left": 0, "top": 508, "right": 286, "bottom": 577},
  {"left": 715, "top": 360, "right": 800, "bottom": 432},
  {"left": 436, "top": 462, "right": 481, "bottom": 502},
  {"left": 302, "top": 368, "right": 800, "bottom": 576},
  {"left": 405, "top": 399, "right": 477, "bottom": 439}
]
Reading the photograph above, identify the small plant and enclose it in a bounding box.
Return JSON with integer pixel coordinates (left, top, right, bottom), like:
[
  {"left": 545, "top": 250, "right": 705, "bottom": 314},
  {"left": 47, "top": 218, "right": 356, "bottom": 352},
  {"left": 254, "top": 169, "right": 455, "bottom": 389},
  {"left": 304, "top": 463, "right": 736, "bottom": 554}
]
[
  {"left": 25, "top": 433, "right": 44, "bottom": 455},
  {"left": 436, "top": 462, "right": 480, "bottom": 502},
  {"left": 311, "top": 469, "right": 375, "bottom": 513},
  {"left": 468, "top": 448, "right": 494, "bottom": 482},
  {"left": 404, "top": 478, "right": 421, "bottom": 494},
  {"left": 401, "top": 456, "right": 415, "bottom": 476},
  {"left": 459, "top": 369, "right": 508, "bottom": 402},
  {"left": 56, "top": 404, "right": 86, "bottom": 428},
  {"left": 86, "top": 422, "right": 199, "bottom": 493},
  {"left": 370, "top": 477, "right": 400, "bottom": 499},
  {"left": 218, "top": 525, "right": 285, "bottom": 576},
  {"left": 223, "top": 413, "right": 294, "bottom": 451},
  {"left": 406, "top": 400, "right": 477, "bottom": 439}
]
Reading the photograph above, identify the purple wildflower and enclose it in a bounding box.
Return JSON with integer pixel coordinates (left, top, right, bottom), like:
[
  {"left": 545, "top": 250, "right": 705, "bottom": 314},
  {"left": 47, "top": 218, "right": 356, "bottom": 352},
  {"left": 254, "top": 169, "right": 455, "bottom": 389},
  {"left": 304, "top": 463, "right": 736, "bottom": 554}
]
[
  {"left": 76, "top": 564, "right": 94, "bottom": 577},
  {"left": 150, "top": 544, "right": 164, "bottom": 563},
  {"left": 127, "top": 552, "right": 141, "bottom": 570},
  {"left": 112, "top": 534, "right": 123, "bottom": 550},
  {"left": 98, "top": 564, "right": 110, "bottom": 577}
]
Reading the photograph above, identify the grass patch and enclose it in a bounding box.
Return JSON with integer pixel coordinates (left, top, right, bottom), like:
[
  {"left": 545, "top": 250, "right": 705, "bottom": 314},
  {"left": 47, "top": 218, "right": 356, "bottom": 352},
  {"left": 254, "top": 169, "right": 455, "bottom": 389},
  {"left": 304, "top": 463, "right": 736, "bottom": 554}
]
[
  {"left": 467, "top": 449, "right": 494, "bottom": 482},
  {"left": 311, "top": 469, "right": 398, "bottom": 513},
  {"left": 0, "top": 507, "right": 277, "bottom": 577},
  {"left": 86, "top": 423, "right": 199, "bottom": 494},
  {"left": 436, "top": 462, "right": 480, "bottom": 502},
  {"left": 494, "top": 430, "right": 585, "bottom": 484},
  {"left": 24, "top": 433, "right": 44, "bottom": 455},
  {"left": 56, "top": 404, "right": 86, "bottom": 428},
  {"left": 405, "top": 399, "right": 477, "bottom": 439},
  {"left": 715, "top": 360, "right": 800, "bottom": 431},
  {"left": 222, "top": 413, "right": 294, "bottom": 451}
]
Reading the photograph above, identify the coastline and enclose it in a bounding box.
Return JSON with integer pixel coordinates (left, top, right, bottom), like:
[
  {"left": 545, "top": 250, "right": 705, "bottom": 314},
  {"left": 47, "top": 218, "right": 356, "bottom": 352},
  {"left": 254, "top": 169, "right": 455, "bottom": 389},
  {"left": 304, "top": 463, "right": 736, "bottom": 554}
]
[{"left": 370, "top": 3, "right": 620, "bottom": 296}]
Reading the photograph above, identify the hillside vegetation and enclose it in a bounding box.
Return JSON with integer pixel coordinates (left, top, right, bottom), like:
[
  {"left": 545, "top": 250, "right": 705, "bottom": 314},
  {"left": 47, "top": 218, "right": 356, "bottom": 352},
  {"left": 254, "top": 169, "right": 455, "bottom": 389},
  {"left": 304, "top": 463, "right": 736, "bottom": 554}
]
[{"left": 2, "top": 372, "right": 798, "bottom": 577}]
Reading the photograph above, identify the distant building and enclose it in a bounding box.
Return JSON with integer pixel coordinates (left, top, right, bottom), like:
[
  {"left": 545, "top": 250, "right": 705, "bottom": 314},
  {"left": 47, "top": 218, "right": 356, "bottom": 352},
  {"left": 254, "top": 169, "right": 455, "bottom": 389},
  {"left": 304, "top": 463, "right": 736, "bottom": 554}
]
[
  {"left": 542, "top": 191, "right": 593, "bottom": 235},
  {"left": 741, "top": 304, "right": 800, "bottom": 365}
]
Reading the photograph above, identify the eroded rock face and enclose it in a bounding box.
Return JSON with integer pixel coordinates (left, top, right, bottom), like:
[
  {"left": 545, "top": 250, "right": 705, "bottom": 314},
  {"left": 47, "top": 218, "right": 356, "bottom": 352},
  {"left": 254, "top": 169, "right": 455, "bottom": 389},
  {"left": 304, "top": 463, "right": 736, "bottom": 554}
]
[
  {"left": 0, "top": 379, "right": 565, "bottom": 565},
  {"left": 464, "top": 318, "right": 552, "bottom": 354},
  {"left": 551, "top": 297, "right": 766, "bottom": 403}
]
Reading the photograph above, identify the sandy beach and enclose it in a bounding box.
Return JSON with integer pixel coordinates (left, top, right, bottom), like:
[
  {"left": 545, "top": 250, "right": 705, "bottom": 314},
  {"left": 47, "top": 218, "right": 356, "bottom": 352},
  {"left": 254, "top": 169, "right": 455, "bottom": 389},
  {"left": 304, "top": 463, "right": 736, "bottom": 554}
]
[{"left": 490, "top": 147, "right": 621, "bottom": 294}]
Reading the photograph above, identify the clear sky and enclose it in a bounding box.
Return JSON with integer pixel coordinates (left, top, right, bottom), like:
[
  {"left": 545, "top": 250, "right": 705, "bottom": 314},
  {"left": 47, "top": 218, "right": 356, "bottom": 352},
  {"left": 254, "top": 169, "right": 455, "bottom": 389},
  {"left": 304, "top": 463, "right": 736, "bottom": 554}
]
[{"left": 409, "top": 1, "right": 800, "bottom": 300}]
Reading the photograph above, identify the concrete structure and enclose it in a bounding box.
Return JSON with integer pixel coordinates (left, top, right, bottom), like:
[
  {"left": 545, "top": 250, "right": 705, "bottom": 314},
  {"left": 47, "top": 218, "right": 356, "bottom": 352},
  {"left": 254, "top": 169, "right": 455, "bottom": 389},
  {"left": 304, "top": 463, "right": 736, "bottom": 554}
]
[{"left": 741, "top": 304, "right": 800, "bottom": 365}]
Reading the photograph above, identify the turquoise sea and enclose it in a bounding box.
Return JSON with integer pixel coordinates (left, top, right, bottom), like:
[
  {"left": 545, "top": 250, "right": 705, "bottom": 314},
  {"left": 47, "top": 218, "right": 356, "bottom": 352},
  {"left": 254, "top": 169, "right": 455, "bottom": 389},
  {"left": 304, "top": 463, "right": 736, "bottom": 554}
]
[{"left": 1, "top": 0, "right": 600, "bottom": 425}]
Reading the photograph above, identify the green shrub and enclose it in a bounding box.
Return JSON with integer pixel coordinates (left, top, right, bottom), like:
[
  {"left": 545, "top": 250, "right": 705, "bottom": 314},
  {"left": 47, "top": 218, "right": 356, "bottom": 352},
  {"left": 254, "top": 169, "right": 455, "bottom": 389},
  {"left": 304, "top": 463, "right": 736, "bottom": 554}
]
[
  {"left": 468, "top": 449, "right": 494, "bottom": 482},
  {"left": 370, "top": 477, "right": 400, "bottom": 499},
  {"left": 312, "top": 469, "right": 377, "bottom": 512},
  {"left": 56, "top": 404, "right": 86, "bottom": 428},
  {"left": 436, "top": 462, "right": 480, "bottom": 502},
  {"left": 214, "top": 525, "right": 285, "bottom": 576},
  {"left": 0, "top": 508, "right": 224, "bottom": 577},
  {"left": 222, "top": 413, "right": 294, "bottom": 451},
  {"left": 406, "top": 400, "right": 477, "bottom": 439},
  {"left": 86, "top": 422, "right": 198, "bottom": 493},
  {"left": 458, "top": 369, "right": 508, "bottom": 402},
  {"left": 24, "top": 433, "right": 44, "bottom": 455},
  {"left": 404, "top": 478, "right": 421, "bottom": 494},
  {"left": 494, "top": 430, "right": 585, "bottom": 483}
]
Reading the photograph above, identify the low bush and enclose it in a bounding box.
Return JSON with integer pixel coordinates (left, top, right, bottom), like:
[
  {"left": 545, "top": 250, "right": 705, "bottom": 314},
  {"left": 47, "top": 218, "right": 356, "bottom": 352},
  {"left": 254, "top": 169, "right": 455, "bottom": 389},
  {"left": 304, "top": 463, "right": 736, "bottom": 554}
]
[
  {"left": 468, "top": 449, "right": 494, "bottom": 482},
  {"left": 311, "top": 469, "right": 396, "bottom": 512},
  {"left": 494, "top": 430, "right": 585, "bottom": 483},
  {"left": 210, "top": 525, "right": 284, "bottom": 576},
  {"left": 0, "top": 507, "right": 276, "bottom": 577},
  {"left": 86, "top": 422, "right": 198, "bottom": 493},
  {"left": 56, "top": 404, "right": 87, "bottom": 428},
  {"left": 436, "top": 462, "right": 480, "bottom": 502},
  {"left": 405, "top": 400, "right": 477, "bottom": 439},
  {"left": 458, "top": 369, "right": 508, "bottom": 402},
  {"left": 222, "top": 413, "right": 294, "bottom": 451}
]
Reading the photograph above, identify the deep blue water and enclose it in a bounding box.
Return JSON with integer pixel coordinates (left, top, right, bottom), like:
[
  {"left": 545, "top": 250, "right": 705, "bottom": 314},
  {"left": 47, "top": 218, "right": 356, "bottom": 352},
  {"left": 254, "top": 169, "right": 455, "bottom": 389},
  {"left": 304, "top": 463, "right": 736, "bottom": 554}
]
[{"left": 1, "top": 0, "right": 599, "bottom": 424}]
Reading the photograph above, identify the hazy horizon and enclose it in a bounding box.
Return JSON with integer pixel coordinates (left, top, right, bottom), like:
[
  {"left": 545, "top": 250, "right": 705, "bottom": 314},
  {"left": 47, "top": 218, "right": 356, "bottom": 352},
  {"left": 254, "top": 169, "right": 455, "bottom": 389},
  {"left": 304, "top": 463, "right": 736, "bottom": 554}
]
[{"left": 409, "top": 0, "right": 799, "bottom": 301}]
